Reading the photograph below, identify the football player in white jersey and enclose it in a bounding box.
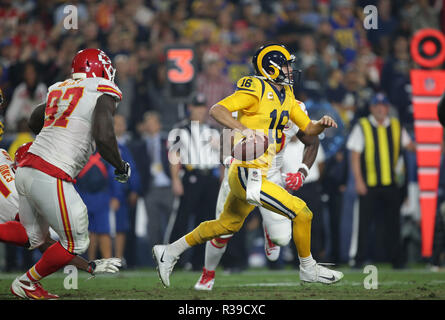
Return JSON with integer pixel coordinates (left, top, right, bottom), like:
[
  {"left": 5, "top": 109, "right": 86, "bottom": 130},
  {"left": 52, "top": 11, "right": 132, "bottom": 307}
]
[
  {"left": 10, "top": 49, "right": 131, "bottom": 300},
  {"left": 194, "top": 105, "right": 319, "bottom": 291},
  {"left": 0, "top": 142, "right": 122, "bottom": 276}
]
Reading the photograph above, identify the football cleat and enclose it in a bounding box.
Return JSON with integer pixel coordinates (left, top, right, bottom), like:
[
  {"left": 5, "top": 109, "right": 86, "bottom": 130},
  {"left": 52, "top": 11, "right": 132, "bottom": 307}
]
[
  {"left": 10, "top": 277, "right": 59, "bottom": 300},
  {"left": 152, "top": 245, "right": 178, "bottom": 288},
  {"left": 194, "top": 267, "right": 215, "bottom": 291},
  {"left": 299, "top": 263, "right": 344, "bottom": 284},
  {"left": 263, "top": 225, "right": 280, "bottom": 262}
]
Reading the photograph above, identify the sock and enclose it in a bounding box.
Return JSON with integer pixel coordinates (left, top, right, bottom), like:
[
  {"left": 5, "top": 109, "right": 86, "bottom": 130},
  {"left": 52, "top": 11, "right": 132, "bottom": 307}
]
[
  {"left": 205, "top": 237, "right": 230, "bottom": 271},
  {"left": 0, "top": 221, "right": 29, "bottom": 246},
  {"left": 292, "top": 206, "right": 313, "bottom": 258},
  {"left": 20, "top": 241, "right": 75, "bottom": 283},
  {"left": 299, "top": 254, "right": 316, "bottom": 269},
  {"left": 168, "top": 236, "right": 191, "bottom": 257}
]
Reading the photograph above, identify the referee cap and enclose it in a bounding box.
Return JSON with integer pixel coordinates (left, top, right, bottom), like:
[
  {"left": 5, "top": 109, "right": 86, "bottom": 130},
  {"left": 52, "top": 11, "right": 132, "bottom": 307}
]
[
  {"left": 370, "top": 93, "right": 390, "bottom": 106},
  {"left": 190, "top": 93, "right": 207, "bottom": 107}
]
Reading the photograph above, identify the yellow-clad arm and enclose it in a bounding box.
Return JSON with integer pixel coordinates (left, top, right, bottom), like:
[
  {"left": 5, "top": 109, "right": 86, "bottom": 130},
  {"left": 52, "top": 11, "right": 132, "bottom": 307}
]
[
  {"left": 210, "top": 76, "right": 263, "bottom": 137},
  {"left": 289, "top": 101, "right": 311, "bottom": 131},
  {"left": 210, "top": 104, "right": 248, "bottom": 132}
]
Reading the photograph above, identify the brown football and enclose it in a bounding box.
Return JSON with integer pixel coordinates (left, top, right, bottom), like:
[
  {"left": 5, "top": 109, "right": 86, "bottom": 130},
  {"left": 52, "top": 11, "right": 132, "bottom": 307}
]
[{"left": 231, "top": 134, "right": 269, "bottom": 161}]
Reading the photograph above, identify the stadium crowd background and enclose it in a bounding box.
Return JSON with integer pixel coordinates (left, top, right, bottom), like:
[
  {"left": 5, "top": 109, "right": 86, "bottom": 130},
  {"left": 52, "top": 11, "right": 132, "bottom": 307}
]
[{"left": 0, "top": 0, "right": 445, "bottom": 272}]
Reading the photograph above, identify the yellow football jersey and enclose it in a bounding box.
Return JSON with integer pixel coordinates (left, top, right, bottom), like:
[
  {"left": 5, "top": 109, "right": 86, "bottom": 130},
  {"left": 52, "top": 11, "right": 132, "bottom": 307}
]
[{"left": 217, "top": 75, "right": 311, "bottom": 174}]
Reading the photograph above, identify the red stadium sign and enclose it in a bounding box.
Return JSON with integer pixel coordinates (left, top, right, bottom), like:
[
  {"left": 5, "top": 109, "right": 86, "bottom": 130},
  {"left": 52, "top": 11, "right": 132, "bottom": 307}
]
[
  {"left": 410, "top": 29, "right": 445, "bottom": 68},
  {"left": 165, "top": 45, "right": 197, "bottom": 103},
  {"left": 410, "top": 29, "right": 445, "bottom": 257}
]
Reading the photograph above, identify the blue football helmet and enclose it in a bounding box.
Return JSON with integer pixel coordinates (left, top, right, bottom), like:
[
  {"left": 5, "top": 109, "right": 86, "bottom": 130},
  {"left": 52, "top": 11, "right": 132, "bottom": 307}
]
[{"left": 252, "top": 44, "right": 296, "bottom": 86}]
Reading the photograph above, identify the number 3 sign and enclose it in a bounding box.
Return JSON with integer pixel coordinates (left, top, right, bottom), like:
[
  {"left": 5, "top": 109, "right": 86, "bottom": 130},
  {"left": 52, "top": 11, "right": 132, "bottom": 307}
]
[{"left": 165, "top": 46, "right": 196, "bottom": 102}]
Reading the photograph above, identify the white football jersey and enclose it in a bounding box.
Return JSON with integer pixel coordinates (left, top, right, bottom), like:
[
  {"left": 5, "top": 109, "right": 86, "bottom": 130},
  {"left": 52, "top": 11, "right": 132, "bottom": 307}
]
[
  {"left": 28, "top": 77, "right": 122, "bottom": 178},
  {"left": 0, "top": 149, "right": 19, "bottom": 223}
]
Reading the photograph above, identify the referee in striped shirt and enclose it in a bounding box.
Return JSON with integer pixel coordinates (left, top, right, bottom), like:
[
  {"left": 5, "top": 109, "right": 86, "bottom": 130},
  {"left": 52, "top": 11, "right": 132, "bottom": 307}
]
[
  {"left": 166, "top": 94, "right": 221, "bottom": 271},
  {"left": 346, "top": 93, "right": 415, "bottom": 269}
]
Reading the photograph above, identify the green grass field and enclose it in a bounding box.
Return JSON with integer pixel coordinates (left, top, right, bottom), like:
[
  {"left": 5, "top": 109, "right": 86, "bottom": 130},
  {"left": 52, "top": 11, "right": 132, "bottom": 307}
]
[{"left": 1, "top": 264, "right": 445, "bottom": 301}]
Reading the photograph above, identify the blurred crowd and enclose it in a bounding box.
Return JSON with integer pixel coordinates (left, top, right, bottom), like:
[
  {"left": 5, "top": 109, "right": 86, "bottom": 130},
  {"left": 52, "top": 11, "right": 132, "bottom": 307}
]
[{"left": 1, "top": 0, "right": 445, "bottom": 272}]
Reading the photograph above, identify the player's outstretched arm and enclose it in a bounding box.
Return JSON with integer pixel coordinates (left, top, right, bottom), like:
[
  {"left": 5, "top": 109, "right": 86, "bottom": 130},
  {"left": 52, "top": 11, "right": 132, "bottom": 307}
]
[
  {"left": 28, "top": 103, "right": 46, "bottom": 135},
  {"left": 92, "top": 94, "right": 129, "bottom": 182},
  {"left": 296, "top": 131, "right": 319, "bottom": 171},
  {"left": 303, "top": 115, "right": 338, "bottom": 136}
]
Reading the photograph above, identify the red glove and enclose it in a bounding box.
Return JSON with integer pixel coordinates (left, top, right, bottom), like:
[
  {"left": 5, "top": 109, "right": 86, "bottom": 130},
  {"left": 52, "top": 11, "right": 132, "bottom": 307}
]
[{"left": 285, "top": 170, "right": 306, "bottom": 191}]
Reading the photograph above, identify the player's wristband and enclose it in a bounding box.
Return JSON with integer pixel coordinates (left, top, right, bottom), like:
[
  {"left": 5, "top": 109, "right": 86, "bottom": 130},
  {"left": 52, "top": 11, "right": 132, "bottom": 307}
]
[
  {"left": 298, "top": 163, "right": 309, "bottom": 178},
  {"left": 87, "top": 261, "right": 96, "bottom": 274}
]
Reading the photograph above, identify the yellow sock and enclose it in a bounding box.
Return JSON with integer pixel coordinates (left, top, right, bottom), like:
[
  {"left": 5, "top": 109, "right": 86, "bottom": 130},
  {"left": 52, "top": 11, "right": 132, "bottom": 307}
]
[{"left": 292, "top": 206, "right": 313, "bottom": 258}]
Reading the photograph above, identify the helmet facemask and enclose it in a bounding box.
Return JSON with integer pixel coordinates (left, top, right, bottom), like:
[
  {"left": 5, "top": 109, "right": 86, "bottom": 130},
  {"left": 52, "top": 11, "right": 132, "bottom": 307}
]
[
  {"left": 103, "top": 63, "right": 116, "bottom": 82},
  {"left": 97, "top": 51, "right": 116, "bottom": 82},
  {"left": 270, "top": 54, "right": 296, "bottom": 86}
]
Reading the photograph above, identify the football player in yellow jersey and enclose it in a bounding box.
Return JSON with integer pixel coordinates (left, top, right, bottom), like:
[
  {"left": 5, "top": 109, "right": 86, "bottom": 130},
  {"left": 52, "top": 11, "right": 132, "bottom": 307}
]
[{"left": 153, "top": 44, "right": 343, "bottom": 287}]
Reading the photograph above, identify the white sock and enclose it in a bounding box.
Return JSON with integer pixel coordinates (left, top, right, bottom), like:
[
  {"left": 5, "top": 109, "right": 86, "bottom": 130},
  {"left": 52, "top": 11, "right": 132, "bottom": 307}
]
[
  {"left": 204, "top": 241, "right": 227, "bottom": 271},
  {"left": 299, "top": 254, "right": 316, "bottom": 269},
  {"left": 168, "top": 236, "right": 191, "bottom": 257},
  {"left": 19, "top": 273, "right": 30, "bottom": 282}
]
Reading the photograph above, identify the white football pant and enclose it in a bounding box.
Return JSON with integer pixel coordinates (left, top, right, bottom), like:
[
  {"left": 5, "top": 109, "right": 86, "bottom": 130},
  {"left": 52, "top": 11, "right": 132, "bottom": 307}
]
[{"left": 15, "top": 167, "right": 89, "bottom": 254}]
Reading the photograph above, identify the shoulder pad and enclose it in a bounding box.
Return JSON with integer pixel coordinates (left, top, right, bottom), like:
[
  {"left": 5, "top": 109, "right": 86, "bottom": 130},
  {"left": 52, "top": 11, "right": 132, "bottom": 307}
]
[
  {"left": 235, "top": 76, "right": 265, "bottom": 99},
  {"left": 95, "top": 78, "right": 122, "bottom": 101}
]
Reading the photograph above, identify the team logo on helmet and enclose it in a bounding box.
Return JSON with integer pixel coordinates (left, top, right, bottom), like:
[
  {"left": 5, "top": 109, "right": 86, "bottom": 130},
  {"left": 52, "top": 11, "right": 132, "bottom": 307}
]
[
  {"left": 252, "top": 44, "right": 295, "bottom": 86},
  {"left": 71, "top": 48, "right": 116, "bottom": 82}
]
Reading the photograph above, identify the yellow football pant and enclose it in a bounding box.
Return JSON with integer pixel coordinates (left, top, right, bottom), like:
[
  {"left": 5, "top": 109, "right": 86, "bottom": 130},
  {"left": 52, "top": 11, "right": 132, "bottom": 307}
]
[{"left": 185, "top": 164, "right": 313, "bottom": 258}]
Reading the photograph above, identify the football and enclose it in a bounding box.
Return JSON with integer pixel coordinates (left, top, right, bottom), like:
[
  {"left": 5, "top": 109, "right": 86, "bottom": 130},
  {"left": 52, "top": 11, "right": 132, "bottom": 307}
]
[{"left": 231, "top": 133, "right": 269, "bottom": 161}]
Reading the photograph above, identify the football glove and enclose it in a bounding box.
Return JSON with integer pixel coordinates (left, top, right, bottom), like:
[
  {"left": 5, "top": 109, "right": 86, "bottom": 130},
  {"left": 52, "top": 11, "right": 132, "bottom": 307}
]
[
  {"left": 115, "top": 161, "right": 131, "bottom": 183},
  {"left": 285, "top": 165, "right": 309, "bottom": 191},
  {"left": 89, "top": 258, "right": 122, "bottom": 276}
]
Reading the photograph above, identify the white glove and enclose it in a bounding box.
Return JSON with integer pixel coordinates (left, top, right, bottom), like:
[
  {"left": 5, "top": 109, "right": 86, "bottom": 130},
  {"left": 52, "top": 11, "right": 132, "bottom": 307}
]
[
  {"left": 90, "top": 258, "right": 122, "bottom": 275},
  {"left": 115, "top": 161, "right": 131, "bottom": 183}
]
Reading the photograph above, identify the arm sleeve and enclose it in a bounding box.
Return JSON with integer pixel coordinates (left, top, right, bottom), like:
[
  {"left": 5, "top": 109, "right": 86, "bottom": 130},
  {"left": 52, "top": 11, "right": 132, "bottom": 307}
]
[
  {"left": 289, "top": 100, "right": 311, "bottom": 131},
  {"left": 401, "top": 128, "right": 412, "bottom": 148},
  {"left": 346, "top": 124, "right": 364, "bottom": 153}
]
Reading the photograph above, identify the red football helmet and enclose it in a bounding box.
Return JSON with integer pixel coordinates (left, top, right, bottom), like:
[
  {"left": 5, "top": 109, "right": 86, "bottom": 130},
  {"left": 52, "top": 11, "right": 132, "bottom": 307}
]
[
  {"left": 71, "top": 48, "right": 116, "bottom": 82},
  {"left": 13, "top": 142, "right": 33, "bottom": 170}
]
